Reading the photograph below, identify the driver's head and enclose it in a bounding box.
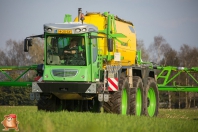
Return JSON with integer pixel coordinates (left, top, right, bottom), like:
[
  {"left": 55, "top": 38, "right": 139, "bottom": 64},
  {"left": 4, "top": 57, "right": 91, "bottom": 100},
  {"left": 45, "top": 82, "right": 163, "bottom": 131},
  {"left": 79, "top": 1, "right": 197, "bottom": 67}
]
[{"left": 69, "top": 39, "right": 77, "bottom": 48}]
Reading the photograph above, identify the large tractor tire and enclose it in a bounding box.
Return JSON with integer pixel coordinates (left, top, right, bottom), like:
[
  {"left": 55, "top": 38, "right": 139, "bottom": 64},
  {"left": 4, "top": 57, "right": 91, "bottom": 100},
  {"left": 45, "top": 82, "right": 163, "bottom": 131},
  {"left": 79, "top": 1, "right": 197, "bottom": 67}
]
[
  {"left": 145, "top": 77, "right": 159, "bottom": 117},
  {"left": 129, "top": 76, "right": 144, "bottom": 116},
  {"left": 38, "top": 93, "right": 61, "bottom": 112},
  {"left": 103, "top": 76, "right": 130, "bottom": 115}
]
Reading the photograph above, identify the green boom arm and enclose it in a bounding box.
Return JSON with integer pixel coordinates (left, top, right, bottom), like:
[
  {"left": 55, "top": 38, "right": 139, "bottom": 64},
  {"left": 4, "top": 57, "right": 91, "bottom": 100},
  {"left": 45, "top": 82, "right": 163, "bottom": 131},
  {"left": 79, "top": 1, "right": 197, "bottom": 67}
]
[
  {"left": 0, "top": 65, "right": 37, "bottom": 87},
  {"left": 0, "top": 64, "right": 198, "bottom": 92},
  {"left": 157, "top": 66, "right": 198, "bottom": 92}
]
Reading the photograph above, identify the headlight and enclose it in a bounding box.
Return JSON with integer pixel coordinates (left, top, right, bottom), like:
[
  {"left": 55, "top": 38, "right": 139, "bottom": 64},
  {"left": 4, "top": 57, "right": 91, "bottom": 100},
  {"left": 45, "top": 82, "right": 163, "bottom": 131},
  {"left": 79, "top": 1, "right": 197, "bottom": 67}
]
[
  {"left": 82, "top": 28, "right": 87, "bottom": 32},
  {"left": 47, "top": 28, "right": 52, "bottom": 32},
  {"left": 75, "top": 28, "right": 81, "bottom": 33}
]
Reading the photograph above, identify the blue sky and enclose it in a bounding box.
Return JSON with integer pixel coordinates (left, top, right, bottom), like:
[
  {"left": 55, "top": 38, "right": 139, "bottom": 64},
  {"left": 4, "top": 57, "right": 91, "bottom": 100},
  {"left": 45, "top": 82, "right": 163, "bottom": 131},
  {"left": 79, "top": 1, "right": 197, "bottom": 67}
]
[{"left": 0, "top": 0, "right": 198, "bottom": 50}]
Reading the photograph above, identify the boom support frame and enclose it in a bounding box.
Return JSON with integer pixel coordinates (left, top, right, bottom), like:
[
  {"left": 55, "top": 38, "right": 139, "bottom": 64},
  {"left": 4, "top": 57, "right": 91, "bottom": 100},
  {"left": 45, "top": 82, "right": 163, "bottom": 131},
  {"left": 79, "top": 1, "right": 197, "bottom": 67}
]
[
  {"left": 0, "top": 65, "right": 37, "bottom": 87},
  {"left": 157, "top": 66, "right": 198, "bottom": 92},
  {"left": 0, "top": 64, "right": 198, "bottom": 92}
]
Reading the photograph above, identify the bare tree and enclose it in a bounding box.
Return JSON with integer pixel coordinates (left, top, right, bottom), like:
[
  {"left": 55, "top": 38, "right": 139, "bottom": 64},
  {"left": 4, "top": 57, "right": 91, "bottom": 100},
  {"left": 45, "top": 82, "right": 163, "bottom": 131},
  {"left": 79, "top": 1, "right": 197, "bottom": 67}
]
[
  {"left": 160, "top": 47, "right": 178, "bottom": 66},
  {"left": 148, "top": 35, "right": 170, "bottom": 64},
  {"left": 5, "top": 39, "right": 27, "bottom": 66},
  {"left": 28, "top": 38, "right": 44, "bottom": 65},
  {"left": 137, "top": 39, "right": 149, "bottom": 61},
  {"left": 0, "top": 38, "right": 44, "bottom": 82}
]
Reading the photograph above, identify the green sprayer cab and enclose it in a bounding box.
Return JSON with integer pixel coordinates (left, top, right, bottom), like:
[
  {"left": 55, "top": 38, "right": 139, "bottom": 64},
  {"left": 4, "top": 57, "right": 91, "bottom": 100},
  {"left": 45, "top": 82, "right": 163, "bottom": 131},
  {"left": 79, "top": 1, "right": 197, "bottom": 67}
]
[
  {"left": 24, "top": 16, "right": 104, "bottom": 110},
  {"left": 27, "top": 23, "right": 101, "bottom": 95}
]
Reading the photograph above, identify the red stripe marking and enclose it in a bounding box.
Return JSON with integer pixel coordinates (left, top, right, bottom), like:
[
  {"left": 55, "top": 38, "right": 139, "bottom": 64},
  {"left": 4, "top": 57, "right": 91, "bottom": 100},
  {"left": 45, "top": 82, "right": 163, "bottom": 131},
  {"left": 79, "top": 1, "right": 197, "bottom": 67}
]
[
  {"left": 108, "top": 78, "right": 118, "bottom": 90},
  {"left": 108, "top": 87, "right": 113, "bottom": 91}
]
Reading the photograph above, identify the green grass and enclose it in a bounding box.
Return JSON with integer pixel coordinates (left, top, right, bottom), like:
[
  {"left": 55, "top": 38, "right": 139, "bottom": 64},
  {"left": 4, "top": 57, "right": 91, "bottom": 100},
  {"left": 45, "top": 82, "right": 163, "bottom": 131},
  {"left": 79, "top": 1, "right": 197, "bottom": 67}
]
[
  {"left": 0, "top": 106, "right": 198, "bottom": 132},
  {"left": 158, "top": 109, "right": 198, "bottom": 120}
]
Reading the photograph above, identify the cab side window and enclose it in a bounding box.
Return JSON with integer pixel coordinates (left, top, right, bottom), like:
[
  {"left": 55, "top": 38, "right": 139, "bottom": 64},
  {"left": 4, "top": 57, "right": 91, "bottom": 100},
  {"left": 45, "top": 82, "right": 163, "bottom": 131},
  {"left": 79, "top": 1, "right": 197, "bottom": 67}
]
[{"left": 92, "top": 38, "right": 98, "bottom": 63}]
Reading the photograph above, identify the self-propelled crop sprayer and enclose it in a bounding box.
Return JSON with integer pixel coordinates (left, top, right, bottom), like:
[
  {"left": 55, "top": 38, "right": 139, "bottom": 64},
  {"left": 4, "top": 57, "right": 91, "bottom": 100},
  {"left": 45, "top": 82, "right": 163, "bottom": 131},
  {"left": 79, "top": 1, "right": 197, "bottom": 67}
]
[{"left": 0, "top": 8, "right": 198, "bottom": 117}]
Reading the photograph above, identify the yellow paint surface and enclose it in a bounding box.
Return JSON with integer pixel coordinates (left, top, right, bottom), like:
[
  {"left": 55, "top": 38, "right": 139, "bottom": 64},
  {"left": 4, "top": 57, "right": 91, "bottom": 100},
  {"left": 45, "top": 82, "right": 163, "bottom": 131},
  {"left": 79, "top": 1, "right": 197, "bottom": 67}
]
[{"left": 74, "top": 13, "right": 136, "bottom": 66}]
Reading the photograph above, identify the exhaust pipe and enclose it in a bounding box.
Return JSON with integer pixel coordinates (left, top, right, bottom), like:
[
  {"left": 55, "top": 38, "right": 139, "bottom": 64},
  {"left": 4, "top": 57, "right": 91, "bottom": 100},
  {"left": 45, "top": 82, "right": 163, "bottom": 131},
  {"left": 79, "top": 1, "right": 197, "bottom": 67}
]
[
  {"left": 78, "top": 8, "right": 85, "bottom": 24},
  {"left": 78, "top": 8, "right": 82, "bottom": 22}
]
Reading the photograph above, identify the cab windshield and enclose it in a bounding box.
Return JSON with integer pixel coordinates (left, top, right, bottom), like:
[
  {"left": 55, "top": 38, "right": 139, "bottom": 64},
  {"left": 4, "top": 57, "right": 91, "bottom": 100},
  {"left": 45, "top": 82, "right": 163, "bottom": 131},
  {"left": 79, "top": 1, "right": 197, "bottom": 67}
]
[{"left": 46, "top": 35, "right": 86, "bottom": 66}]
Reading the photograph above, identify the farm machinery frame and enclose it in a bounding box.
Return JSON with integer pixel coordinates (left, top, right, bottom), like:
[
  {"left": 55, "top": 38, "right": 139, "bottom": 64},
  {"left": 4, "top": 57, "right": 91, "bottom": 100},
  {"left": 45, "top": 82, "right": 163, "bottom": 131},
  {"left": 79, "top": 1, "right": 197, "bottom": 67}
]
[{"left": 0, "top": 8, "right": 198, "bottom": 117}]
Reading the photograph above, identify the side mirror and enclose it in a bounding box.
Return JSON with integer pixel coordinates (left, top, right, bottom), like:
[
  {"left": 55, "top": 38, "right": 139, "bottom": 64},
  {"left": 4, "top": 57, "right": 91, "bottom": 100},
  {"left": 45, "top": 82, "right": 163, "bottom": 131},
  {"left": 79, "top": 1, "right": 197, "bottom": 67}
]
[
  {"left": 24, "top": 38, "right": 32, "bottom": 52},
  {"left": 107, "top": 38, "right": 113, "bottom": 52}
]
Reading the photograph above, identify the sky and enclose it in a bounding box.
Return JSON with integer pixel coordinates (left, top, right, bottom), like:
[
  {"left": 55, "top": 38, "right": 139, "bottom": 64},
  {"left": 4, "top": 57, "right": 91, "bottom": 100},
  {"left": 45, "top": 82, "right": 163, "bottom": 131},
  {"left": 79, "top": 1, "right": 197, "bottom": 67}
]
[{"left": 0, "top": 0, "right": 198, "bottom": 51}]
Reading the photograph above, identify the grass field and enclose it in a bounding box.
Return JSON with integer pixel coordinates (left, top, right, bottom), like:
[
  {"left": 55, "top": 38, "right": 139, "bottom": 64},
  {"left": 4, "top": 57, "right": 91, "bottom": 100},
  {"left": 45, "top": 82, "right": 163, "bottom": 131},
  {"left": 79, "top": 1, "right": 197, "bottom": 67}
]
[{"left": 0, "top": 106, "right": 198, "bottom": 132}]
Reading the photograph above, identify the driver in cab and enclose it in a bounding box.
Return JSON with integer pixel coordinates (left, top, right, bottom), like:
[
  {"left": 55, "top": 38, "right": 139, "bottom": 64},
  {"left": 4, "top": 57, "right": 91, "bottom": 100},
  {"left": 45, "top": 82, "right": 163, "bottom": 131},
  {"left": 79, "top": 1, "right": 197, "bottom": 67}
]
[{"left": 64, "top": 39, "right": 78, "bottom": 54}]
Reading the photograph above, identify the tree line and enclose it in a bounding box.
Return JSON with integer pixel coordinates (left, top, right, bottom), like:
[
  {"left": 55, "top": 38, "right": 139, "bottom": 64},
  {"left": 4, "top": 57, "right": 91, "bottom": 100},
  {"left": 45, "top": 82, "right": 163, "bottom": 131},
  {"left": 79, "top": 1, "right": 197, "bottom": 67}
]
[
  {"left": 0, "top": 36, "right": 198, "bottom": 108},
  {"left": 0, "top": 38, "right": 44, "bottom": 106}
]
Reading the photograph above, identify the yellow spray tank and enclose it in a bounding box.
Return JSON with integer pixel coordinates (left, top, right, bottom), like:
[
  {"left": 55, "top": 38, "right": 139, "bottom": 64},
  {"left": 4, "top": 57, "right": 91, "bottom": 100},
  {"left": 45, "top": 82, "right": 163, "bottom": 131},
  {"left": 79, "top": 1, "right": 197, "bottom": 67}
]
[{"left": 74, "top": 12, "right": 136, "bottom": 66}]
